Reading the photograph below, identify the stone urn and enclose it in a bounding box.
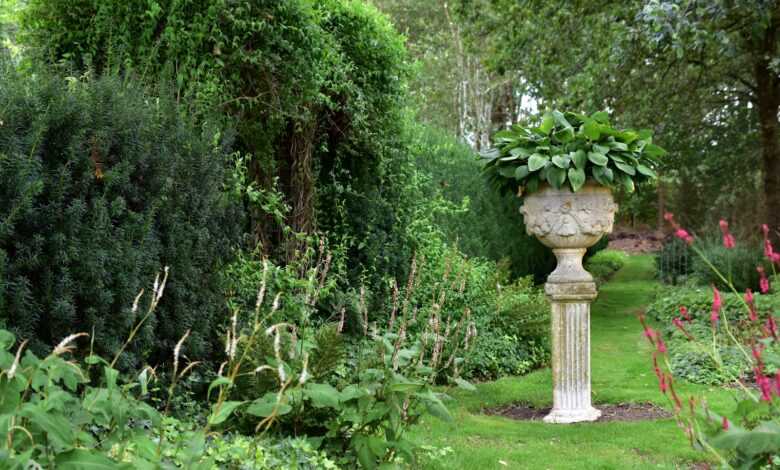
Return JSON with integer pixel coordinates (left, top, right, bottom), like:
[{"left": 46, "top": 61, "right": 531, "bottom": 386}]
[{"left": 520, "top": 182, "right": 617, "bottom": 423}]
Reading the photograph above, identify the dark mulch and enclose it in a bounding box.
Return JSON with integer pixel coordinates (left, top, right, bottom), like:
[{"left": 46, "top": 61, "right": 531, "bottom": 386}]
[{"left": 485, "top": 402, "right": 673, "bottom": 422}]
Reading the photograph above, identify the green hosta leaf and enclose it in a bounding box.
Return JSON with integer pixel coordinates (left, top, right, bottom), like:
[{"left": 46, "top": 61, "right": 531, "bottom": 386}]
[
  {"left": 607, "top": 141, "right": 628, "bottom": 151},
  {"left": 553, "top": 127, "right": 575, "bottom": 142},
  {"left": 525, "top": 176, "right": 539, "bottom": 193},
  {"left": 551, "top": 155, "right": 571, "bottom": 169},
  {"left": 208, "top": 400, "right": 245, "bottom": 425},
  {"left": 635, "top": 164, "right": 656, "bottom": 178},
  {"left": 614, "top": 161, "right": 636, "bottom": 175},
  {"left": 498, "top": 166, "right": 516, "bottom": 178},
  {"left": 643, "top": 143, "right": 667, "bottom": 157},
  {"left": 587, "top": 152, "right": 608, "bottom": 166},
  {"left": 480, "top": 148, "right": 500, "bottom": 160},
  {"left": 551, "top": 110, "right": 572, "bottom": 129},
  {"left": 304, "top": 382, "right": 341, "bottom": 408},
  {"left": 539, "top": 113, "right": 555, "bottom": 134},
  {"left": 592, "top": 144, "right": 609, "bottom": 154},
  {"left": 568, "top": 167, "right": 586, "bottom": 192},
  {"left": 547, "top": 166, "right": 566, "bottom": 189},
  {"left": 572, "top": 150, "right": 587, "bottom": 169},
  {"left": 592, "top": 166, "right": 613, "bottom": 186},
  {"left": 617, "top": 172, "right": 635, "bottom": 192},
  {"left": 509, "top": 147, "right": 531, "bottom": 158},
  {"left": 0, "top": 331, "right": 14, "bottom": 350},
  {"left": 590, "top": 111, "right": 610, "bottom": 124},
  {"left": 515, "top": 165, "right": 529, "bottom": 180},
  {"left": 528, "top": 154, "right": 549, "bottom": 172},
  {"left": 582, "top": 120, "right": 601, "bottom": 140}
]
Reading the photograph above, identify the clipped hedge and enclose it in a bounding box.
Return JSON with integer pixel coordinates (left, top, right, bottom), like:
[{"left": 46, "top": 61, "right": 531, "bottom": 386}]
[{"left": 0, "top": 68, "right": 241, "bottom": 367}]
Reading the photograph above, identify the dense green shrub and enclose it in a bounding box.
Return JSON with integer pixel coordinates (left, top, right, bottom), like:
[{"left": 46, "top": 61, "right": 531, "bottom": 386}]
[
  {"left": 655, "top": 237, "right": 693, "bottom": 285},
  {"left": 21, "top": 0, "right": 417, "bottom": 293},
  {"left": 690, "top": 238, "right": 772, "bottom": 292},
  {"left": 647, "top": 286, "right": 780, "bottom": 384},
  {"left": 0, "top": 69, "right": 240, "bottom": 367},
  {"left": 585, "top": 249, "right": 628, "bottom": 285}
]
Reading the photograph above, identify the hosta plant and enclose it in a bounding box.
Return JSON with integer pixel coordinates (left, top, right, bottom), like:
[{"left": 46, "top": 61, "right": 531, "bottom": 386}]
[{"left": 482, "top": 110, "right": 666, "bottom": 195}]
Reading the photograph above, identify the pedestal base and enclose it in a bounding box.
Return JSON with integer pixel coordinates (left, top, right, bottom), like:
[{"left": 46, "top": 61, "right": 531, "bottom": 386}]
[{"left": 543, "top": 406, "right": 601, "bottom": 424}]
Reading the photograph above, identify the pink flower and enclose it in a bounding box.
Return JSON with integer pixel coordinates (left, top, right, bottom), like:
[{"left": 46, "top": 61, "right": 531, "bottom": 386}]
[
  {"left": 756, "top": 368, "right": 773, "bottom": 402},
  {"left": 719, "top": 220, "right": 735, "bottom": 248},
  {"left": 679, "top": 306, "right": 691, "bottom": 322},
  {"left": 723, "top": 234, "right": 735, "bottom": 249},
  {"left": 673, "top": 317, "right": 693, "bottom": 340},
  {"left": 657, "top": 337, "right": 668, "bottom": 353},
  {"left": 758, "top": 266, "right": 770, "bottom": 294},
  {"left": 768, "top": 316, "right": 778, "bottom": 339},
  {"left": 773, "top": 253, "right": 780, "bottom": 264},
  {"left": 675, "top": 229, "right": 694, "bottom": 245},
  {"left": 763, "top": 224, "right": 770, "bottom": 238},
  {"left": 765, "top": 239, "right": 775, "bottom": 260},
  {"left": 639, "top": 314, "right": 656, "bottom": 346},
  {"left": 753, "top": 344, "right": 764, "bottom": 364},
  {"left": 664, "top": 212, "right": 675, "bottom": 223},
  {"left": 658, "top": 373, "right": 668, "bottom": 393},
  {"left": 711, "top": 286, "right": 721, "bottom": 327},
  {"left": 722, "top": 417, "right": 729, "bottom": 431},
  {"left": 745, "top": 289, "right": 758, "bottom": 321}
]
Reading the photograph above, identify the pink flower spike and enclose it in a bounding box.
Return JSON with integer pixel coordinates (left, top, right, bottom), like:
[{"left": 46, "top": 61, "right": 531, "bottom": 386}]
[
  {"left": 719, "top": 219, "right": 729, "bottom": 232},
  {"left": 745, "top": 289, "right": 754, "bottom": 304},
  {"left": 723, "top": 233, "right": 735, "bottom": 249},
  {"left": 763, "top": 224, "right": 770, "bottom": 239},
  {"left": 675, "top": 229, "right": 694, "bottom": 245},
  {"left": 679, "top": 306, "right": 691, "bottom": 322},
  {"left": 752, "top": 344, "right": 764, "bottom": 364},
  {"left": 768, "top": 316, "right": 778, "bottom": 339},
  {"left": 710, "top": 286, "right": 721, "bottom": 327},
  {"left": 722, "top": 417, "right": 729, "bottom": 431},
  {"left": 775, "top": 372, "right": 780, "bottom": 395},
  {"left": 773, "top": 253, "right": 780, "bottom": 264},
  {"left": 673, "top": 317, "right": 693, "bottom": 340},
  {"left": 657, "top": 337, "right": 668, "bottom": 353},
  {"left": 765, "top": 239, "right": 775, "bottom": 259},
  {"left": 758, "top": 266, "right": 770, "bottom": 294},
  {"left": 664, "top": 212, "right": 675, "bottom": 223}
]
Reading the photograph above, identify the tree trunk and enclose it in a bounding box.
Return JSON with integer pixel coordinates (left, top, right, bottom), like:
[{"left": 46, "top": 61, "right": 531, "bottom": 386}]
[{"left": 754, "top": 15, "right": 780, "bottom": 242}]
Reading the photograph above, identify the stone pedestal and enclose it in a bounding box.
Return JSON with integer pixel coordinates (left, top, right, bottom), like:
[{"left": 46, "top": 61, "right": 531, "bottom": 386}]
[{"left": 520, "top": 183, "right": 617, "bottom": 424}]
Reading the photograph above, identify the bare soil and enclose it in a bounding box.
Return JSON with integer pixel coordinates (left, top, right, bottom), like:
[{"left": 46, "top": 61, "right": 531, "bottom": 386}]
[
  {"left": 607, "top": 227, "right": 664, "bottom": 253},
  {"left": 485, "top": 402, "right": 673, "bottom": 422}
]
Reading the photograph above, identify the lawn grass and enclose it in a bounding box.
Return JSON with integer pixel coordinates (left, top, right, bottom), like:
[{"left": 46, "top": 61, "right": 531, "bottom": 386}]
[{"left": 410, "top": 254, "right": 735, "bottom": 469}]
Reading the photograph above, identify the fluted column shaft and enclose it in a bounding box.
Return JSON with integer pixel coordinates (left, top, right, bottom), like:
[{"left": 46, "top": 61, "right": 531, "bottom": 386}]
[{"left": 543, "top": 248, "right": 600, "bottom": 424}]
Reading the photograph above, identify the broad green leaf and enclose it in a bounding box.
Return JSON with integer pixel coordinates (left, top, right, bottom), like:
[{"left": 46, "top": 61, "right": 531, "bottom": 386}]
[
  {"left": 582, "top": 120, "right": 601, "bottom": 140},
  {"left": 208, "top": 400, "right": 245, "bottom": 425},
  {"left": 571, "top": 150, "right": 587, "bottom": 169},
  {"left": 547, "top": 166, "right": 566, "bottom": 189},
  {"left": 607, "top": 141, "right": 628, "bottom": 151},
  {"left": 304, "top": 382, "right": 341, "bottom": 408},
  {"left": 539, "top": 113, "right": 555, "bottom": 134},
  {"left": 568, "top": 167, "right": 586, "bottom": 192},
  {"left": 498, "top": 166, "right": 516, "bottom": 178},
  {"left": 551, "top": 110, "right": 572, "bottom": 129},
  {"left": 614, "top": 161, "right": 636, "bottom": 175},
  {"left": 587, "top": 152, "right": 608, "bottom": 166},
  {"left": 55, "top": 449, "right": 118, "bottom": 469},
  {"left": 528, "top": 154, "right": 549, "bottom": 172},
  {"left": 590, "top": 111, "right": 610, "bottom": 124},
  {"left": 367, "top": 436, "right": 388, "bottom": 458},
  {"left": 635, "top": 164, "right": 656, "bottom": 178},
  {"left": 247, "top": 395, "right": 291, "bottom": 417},
  {"left": 21, "top": 404, "right": 74, "bottom": 449},
  {"left": 553, "top": 127, "right": 575, "bottom": 143},
  {"left": 509, "top": 147, "right": 531, "bottom": 158},
  {"left": 643, "top": 143, "right": 667, "bottom": 157},
  {"left": 0, "top": 331, "right": 15, "bottom": 350},
  {"left": 207, "top": 376, "right": 233, "bottom": 399},
  {"left": 617, "top": 173, "right": 635, "bottom": 192},
  {"left": 514, "top": 165, "right": 530, "bottom": 180},
  {"left": 551, "top": 155, "right": 571, "bottom": 169},
  {"left": 592, "top": 144, "right": 609, "bottom": 154}
]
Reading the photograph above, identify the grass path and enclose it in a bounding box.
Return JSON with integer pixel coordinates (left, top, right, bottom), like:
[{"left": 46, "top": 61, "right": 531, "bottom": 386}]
[{"left": 411, "top": 255, "right": 733, "bottom": 469}]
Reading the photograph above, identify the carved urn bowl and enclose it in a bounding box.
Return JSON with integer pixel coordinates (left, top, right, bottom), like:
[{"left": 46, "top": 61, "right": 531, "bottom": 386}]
[{"left": 520, "top": 182, "right": 617, "bottom": 285}]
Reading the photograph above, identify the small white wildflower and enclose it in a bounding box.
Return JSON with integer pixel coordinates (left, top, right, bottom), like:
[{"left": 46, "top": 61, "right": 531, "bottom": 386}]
[
  {"left": 7, "top": 339, "right": 28, "bottom": 379},
  {"left": 298, "top": 353, "right": 309, "bottom": 385},
  {"left": 53, "top": 333, "right": 89, "bottom": 356},
  {"left": 156, "top": 266, "right": 170, "bottom": 301},
  {"left": 173, "top": 329, "right": 190, "bottom": 376},
  {"left": 131, "top": 289, "right": 144, "bottom": 314},
  {"left": 337, "top": 306, "right": 346, "bottom": 333},
  {"left": 254, "top": 365, "right": 274, "bottom": 374},
  {"left": 271, "top": 293, "right": 281, "bottom": 312}
]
